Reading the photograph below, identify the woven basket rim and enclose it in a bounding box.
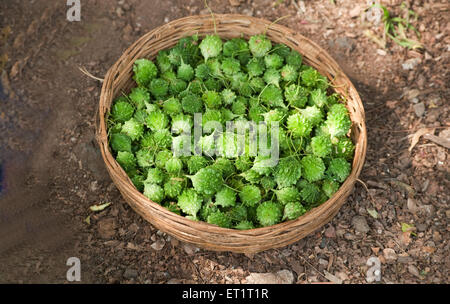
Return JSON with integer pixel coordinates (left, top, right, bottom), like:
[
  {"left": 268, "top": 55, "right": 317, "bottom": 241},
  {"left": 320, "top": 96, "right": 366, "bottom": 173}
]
[{"left": 96, "top": 14, "right": 367, "bottom": 252}]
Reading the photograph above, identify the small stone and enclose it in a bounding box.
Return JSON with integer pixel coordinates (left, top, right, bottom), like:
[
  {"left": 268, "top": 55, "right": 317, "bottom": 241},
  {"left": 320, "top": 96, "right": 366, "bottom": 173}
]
[
  {"left": 229, "top": 0, "right": 242, "bottom": 6},
  {"left": 406, "top": 88, "right": 420, "bottom": 102},
  {"left": 151, "top": 239, "right": 166, "bottom": 251},
  {"left": 432, "top": 231, "right": 442, "bottom": 242},
  {"left": 245, "top": 270, "right": 294, "bottom": 284},
  {"left": 416, "top": 223, "right": 427, "bottom": 232},
  {"left": 402, "top": 58, "right": 421, "bottom": 70},
  {"left": 318, "top": 258, "right": 328, "bottom": 266},
  {"left": 408, "top": 265, "right": 420, "bottom": 278},
  {"left": 349, "top": 6, "right": 361, "bottom": 18},
  {"left": 170, "top": 237, "right": 179, "bottom": 247},
  {"left": 128, "top": 223, "right": 139, "bottom": 233},
  {"left": 407, "top": 198, "right": 419, "bottom": 213},
  {"left": 123, "top": 268, "right": 138, "bottom": 279},
  {"left": 89, "top": 181, "right": 99, "bottom": 192},
  {"left": 97, "top": 218, "right": 117, "bottom": 239},
  {"left": 344, "top": 233, "right": 356, "bottom": 240},
  {"left": 352, "top": 216, "right": 370, "bottom": 233},
  {"left": 336, "top": 271, "right": 349, "bottom": 281},
  {"left": 377, "top": 49, "right": 387, "bottom": 56},
  {"left": 420, "top": 204, "right": 435, "bottom": 216},
  {"left": 334, "top": 37, "right": 355, "bottom": 52},
  {"left": 289, "top": 260, "right": 304, "bottom": 276},
  {"left": 116, "top": 7, "right": 124, "bottom": 17},
  {"left": 167, "top": 278, "right": 182, "bottom": 284},
  {"left": 413, "top": 102, "right": 425, "bottom": 117},
  {"left": 324, "top": 225, "right": 336, "bottom": 238},
  {"left": 336, "top": 228, "right": 346, "bottom": 238},
  {"left": 398, "top": 255, "right": 413, "bottom": 264},
  {"left": 183, "top": 243, "right": 200, "bottom": 255},
  {"left": 383, "top": 248, "right": 397, "bottom": 262}
]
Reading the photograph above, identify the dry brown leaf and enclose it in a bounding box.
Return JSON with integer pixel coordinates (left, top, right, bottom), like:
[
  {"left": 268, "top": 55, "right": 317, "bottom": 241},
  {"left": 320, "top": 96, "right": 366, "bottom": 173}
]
[
  {"left": 423, "top": 134, "right": 450, "bottom": 149},
  {"left": 409, "top": 128, "right": 435, "bottom": 152},
  {"left": 422, "top": 246, "right": 436, "bottom": 253},
  {"left": 386, "top": 100, "right": 398, "bottom": 109},
  {"left": 399, "top": 231, "right": 412, "bottom": 246}
]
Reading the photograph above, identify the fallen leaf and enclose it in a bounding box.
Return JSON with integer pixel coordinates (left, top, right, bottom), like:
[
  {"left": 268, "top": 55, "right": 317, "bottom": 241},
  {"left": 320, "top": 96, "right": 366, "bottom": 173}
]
[
  {"left": 323, "top": 270, "right": 342, "bottom": 284},
  {"left": 386, "top": 100, "right": 398, "bottom": 109},
  {"left": 90, "top": 202, "right": 111, "bottom": 212},
  {"left": 85, "top": 215, "right": 91, "bottom": 225},
  {"left": 422, "top": 134, "right": 450, "bottom": 149},
  {"left": 409, "top": 128, "right": 435, "bottom": 152},
  {"left": 367, "top": 208, "right": 379, "bottom": 219},
  {"left": 399, "top": 232, "right": 412, "bottom": 246},
  {"left": 422, "top": 246, "right": 436, "bottom": 253},
  {"left": 401, "top": 223, "right": 417, "bottom": 236}
]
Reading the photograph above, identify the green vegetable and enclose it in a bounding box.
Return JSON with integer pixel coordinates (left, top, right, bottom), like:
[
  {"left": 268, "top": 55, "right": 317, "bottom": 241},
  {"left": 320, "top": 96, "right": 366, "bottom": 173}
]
[
  {"left": 280, "top": 64, "right": 298, "bottom": 82},
  {"left": 235, "top": 220, "right": 254, "bottom": 230},
  {"left": 239, "top": 185, "right": 261, "bottom": 207},
  {"left": 182, "top": 93, "right": 203, "bottom": 114},
  {"left": 165, "top": 157, "right": 183, "bottom": 174},
  {"left": 164, "top": 179, "right": 184, "bottom": 199},
  {"left": 187, "top": 155, "right": 210, "bottom": 174},
  {"left": 322, "top": 178, "right": 340, "bottom": 198},
  {"left": 257, "top": 201, "right": 282, "bottom": 226},
  {"left": 188, "top": 167, "right": 223, "bottom": 196},
  {"left": 221, "top": 89, "right": 236, "bottom": 105},
  {"left": 121, "top": 118, "right": 144, "bottom": 141},
  {"left": 207, "top": 210, "right": 232, "bottom": 228},
  {"left": 163, "top": 97, "right": 182, "bottom": 115},
  {"left": 327, "top": 158, "right": 351, "bottom": 182},
  {"left": 136, "top": 148, "right": 154, "bottom": 168},
  {"left": 274, "top": 158, "right": 302, "bottom": 188},
  {"left": 107, "top": 34, "right": 355, "bottom": 230},
  {"left": 215, "top": 187, "right": 237, "bottom": 208},
  {"left": 144, "top": 183, "right": 165, "bottom": 203},
  {"left": 247, "top": 57, "right": 265, "bottom": 77},
  {"left": 111, "top": 99, "right": 134, "bottom": 123},
  {"left": 129, "top": 87, "right": 150, "bottom": 109},
  {"left": 145, "top": 167, "right": 165, "bottom": 184},
  {"left": 310, "top": 135, "right": 332, "bottom": 158},
  {"left": 264, "top": 53, "right": 284, "bottom": 69},
  {"left": 274, "top": 186, "right": 300, "bottom": 205},
  {"left": 283, "top": 202, "right": 306, "bottom": 220},
  {"left": 301, "top": 155, "right": 325, "bottom": 182},
  {"left": 178, "top": 189, "right": 202, "bottom": 216},
  {"left": 287, "top": 113, "right": 313, "bottom": 138},
  {"left": 133, "top": 58, "right": 157, "bottom": 87},
  {"left": 248, "top": 35, "right": 272, "bottom": 58},
  {"left": 202, "top": 90, "right": 222, "bottom": 109},
  {"left": 177, "top": 62, "right": 194, "bottom": 81},
  {"left": 116, "top": 151, "right": 137, "bottom": 173},
  {"left": 155, "top": 150, "right": 172, "bottom": 169},
  {"left": 325, "top": 104, "right": 352, "bottom": 138},
  {"left": 110, "top": 133, "right": 132, "bottom": 152},
  {"left": 298, "top": 180, "right": 321, "bottom": 204},
  {"left": 146, "top": 110, "right": 169, "bottom": 131},
  {"left": 332, "top": 137, "right": 355, "bottom": 160},
  {"left": 199, "top": 35, "right": 223, "bottom": 61},
  {"left": 149, "top": 78, "right": 169, "bottom": 99},
  {"left": 261, "top": 85, "right": 285, "bottom": 108}
]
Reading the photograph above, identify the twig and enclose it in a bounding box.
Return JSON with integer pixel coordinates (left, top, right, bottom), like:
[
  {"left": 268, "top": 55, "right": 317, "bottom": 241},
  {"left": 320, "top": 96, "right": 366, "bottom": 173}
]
[
  {"left": 298, "top": 255, "right": 328, "bottom": 281},
  {"left": 79, "top": 66, "right": 104, "bottom": 82},
  {"left": 356, "top": 178, "right": 377, "bottom": 208}
]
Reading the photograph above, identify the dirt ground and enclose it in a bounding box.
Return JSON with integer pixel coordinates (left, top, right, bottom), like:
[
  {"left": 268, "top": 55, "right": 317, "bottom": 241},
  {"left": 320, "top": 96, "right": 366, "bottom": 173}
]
[{"left": 0, "top": 0, "right": 448, "bottom": 284}]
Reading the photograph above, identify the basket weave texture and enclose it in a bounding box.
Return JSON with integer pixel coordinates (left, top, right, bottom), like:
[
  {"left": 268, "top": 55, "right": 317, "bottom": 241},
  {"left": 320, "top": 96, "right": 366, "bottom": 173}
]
[{"left": 96, "top": 14, "right": 367, "bottom": 253}]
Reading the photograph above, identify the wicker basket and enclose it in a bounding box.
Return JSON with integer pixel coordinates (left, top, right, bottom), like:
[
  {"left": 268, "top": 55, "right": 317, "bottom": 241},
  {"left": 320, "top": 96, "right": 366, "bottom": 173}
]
[{"left": 96, "top": 14, "right": 367, "bottom": 253}]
